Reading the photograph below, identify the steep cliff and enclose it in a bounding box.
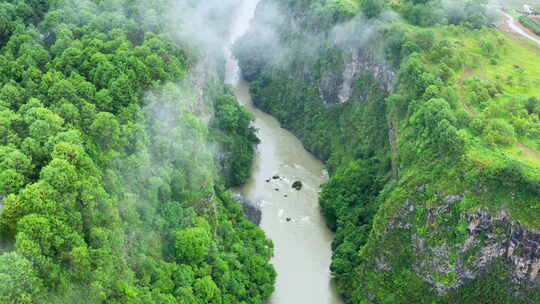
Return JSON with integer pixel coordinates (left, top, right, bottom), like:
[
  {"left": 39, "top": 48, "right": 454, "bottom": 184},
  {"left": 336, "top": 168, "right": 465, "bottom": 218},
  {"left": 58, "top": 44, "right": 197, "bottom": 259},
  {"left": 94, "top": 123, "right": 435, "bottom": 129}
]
[{"left": 237, "top": 0, "right": 540, "bottom": 302}]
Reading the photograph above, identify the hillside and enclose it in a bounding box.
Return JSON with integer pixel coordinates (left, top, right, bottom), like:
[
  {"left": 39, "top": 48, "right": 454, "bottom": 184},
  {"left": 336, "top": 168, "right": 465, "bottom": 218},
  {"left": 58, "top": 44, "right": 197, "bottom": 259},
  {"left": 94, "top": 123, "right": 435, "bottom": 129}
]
[
  {"left": 1, "top": 0, "right": 540, "bottom": 302},
  {"left": 236, "top": 0, "right": 540, "bottom": 302},
  {"left": 0, "top": 0, "right": 275, "bottom": 303}
]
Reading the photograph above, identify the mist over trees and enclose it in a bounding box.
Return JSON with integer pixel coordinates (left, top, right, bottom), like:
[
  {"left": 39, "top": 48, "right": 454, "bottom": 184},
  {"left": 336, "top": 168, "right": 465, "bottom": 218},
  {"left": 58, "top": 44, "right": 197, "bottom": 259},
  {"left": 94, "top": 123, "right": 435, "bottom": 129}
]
[
  {"left": 0, "top": 0, "right": 275, "bottom": 303},
  {"left": 1, "top": 0, "right": 535, "bottom": 302}
]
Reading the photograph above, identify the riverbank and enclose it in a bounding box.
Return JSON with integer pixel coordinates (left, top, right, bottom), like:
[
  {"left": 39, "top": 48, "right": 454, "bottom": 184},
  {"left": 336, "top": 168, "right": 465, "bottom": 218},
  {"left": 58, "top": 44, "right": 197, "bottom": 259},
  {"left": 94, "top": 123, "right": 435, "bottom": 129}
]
[{"left": 224, "top": 0, "right": 343, "bottom": 302}]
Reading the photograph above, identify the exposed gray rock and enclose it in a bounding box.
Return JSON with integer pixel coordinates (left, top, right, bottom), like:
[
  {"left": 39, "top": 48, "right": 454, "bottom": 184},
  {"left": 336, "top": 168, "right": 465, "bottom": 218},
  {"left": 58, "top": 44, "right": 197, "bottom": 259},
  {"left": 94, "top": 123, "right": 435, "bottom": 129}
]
[
  {"left": 337, "top": 48, "right": 360, "bottom": 104},
  {"left": 319, "top": 67, "right": 343, "bottom": 105},
  {"left": 387, "top": 193, "right": 540, "bottom": 294},
  {"left": 233, "top": 194, "right": 262, "bottom": 226},
  {"left": 318, "top": 47, "right": 396, "bottom": 106},
  {"left": 385, "top": 198, "right": 415, "bottom": 233},
  {"left": 354, "top": 47, "right": 396, "bottom": 93},
  {"left": 413, "top": 237, "right": 459, "bottom": 294},
  {"left": 375, "top": 256, "right": 391, "bottom": 271},
  {"left": 464, "top": 210, "right": 540, "bottom": 284}
]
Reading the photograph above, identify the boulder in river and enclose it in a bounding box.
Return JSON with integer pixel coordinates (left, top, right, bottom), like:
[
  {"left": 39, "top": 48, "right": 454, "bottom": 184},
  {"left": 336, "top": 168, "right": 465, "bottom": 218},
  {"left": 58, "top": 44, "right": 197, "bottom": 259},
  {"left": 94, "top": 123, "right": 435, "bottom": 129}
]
[{"left": 292, "top": 181, "right": 303, "bottom": 190}]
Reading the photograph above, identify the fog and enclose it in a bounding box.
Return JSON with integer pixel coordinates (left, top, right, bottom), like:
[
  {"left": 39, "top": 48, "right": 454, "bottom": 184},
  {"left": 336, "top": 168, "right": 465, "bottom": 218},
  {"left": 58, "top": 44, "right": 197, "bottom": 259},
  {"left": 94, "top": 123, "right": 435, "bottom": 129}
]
[{"left": 161, "top": 0, "right": 241, "bottom": 57}]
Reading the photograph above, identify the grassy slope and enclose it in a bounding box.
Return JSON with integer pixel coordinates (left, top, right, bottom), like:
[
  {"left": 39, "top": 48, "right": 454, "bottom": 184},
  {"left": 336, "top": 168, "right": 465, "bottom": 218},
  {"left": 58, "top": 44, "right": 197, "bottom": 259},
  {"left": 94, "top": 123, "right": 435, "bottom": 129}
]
[
  {"left": 239, "top": 0, "right": 540, "bottom": 301},
  {"left": 353, "top": 23, "right": 540, "bottom": 302},
  {"left": 439, "top": 26, "right": 540, "bottom": 227}
]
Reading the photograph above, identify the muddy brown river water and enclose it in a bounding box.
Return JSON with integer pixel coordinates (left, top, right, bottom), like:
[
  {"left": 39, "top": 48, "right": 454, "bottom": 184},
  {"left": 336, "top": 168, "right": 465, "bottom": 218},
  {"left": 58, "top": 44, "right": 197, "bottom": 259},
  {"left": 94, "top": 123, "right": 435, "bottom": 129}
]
[{"left": 224, "top": 0, "right": 343, "bottom": 303}]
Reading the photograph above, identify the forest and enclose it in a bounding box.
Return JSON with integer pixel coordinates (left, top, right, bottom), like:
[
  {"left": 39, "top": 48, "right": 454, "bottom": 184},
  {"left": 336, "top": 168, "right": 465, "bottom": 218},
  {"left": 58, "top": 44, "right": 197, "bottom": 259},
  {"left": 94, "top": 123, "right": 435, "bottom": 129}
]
[
  {"left": 0, "top": 0, "right": 275, "bottom": 303},
  {"left": 236, "top": 0, "right": 540, "bottom": 302},
  {"left": 2, "top": 0, "right": 540, "bottom": 303}
]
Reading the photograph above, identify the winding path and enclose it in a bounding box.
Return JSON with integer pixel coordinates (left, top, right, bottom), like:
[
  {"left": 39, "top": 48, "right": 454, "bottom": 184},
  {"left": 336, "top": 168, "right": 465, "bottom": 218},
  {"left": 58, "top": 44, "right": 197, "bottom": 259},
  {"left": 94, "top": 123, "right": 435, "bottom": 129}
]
[
  {"left": 516, "top": 142, "right": 540, "bottom": 162},
  {"left": 497, "top": 12, "right": 540, "bottom": 161},
  {"left": 501, "top": 11, "right": 540, "bottom": 46}
]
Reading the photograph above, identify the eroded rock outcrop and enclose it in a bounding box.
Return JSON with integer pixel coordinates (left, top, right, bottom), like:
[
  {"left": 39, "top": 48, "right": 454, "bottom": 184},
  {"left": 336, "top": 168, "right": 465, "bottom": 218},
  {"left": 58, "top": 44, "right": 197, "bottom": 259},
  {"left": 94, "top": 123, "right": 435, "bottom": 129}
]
[
  {"left": 387, "top": 193, "right": 540, "bottom": 294},
  {"left": 463, "top": 210, "right": 540, "bottom": 284},
  {"left": 233, "top": 194, "right": 262, "bottom": 226},
  {"left": 319, "top": 47, "right": 396, "bottom": 105}
]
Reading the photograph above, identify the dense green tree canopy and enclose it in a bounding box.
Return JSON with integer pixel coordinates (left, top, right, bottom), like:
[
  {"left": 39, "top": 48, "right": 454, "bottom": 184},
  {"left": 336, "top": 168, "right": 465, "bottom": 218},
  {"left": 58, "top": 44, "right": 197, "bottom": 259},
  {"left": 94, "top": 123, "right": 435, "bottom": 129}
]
[{"left": 0, "top": 0, "right": 274, "bottom": 303}]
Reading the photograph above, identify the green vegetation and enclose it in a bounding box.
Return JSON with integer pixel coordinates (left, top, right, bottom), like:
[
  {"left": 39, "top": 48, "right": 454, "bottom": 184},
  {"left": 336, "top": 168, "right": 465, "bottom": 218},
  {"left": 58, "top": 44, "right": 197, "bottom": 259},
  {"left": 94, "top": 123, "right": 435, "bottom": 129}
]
[
  {"left": 0, "top": 0, "right": 275, "bottom": 303},
  {"left": 3, "top": 0, "right": 540, "bottom": 302},
  {"left": 519, "top": 14, "right": 540, "bottom": 35},
  {"left": 237, "top": 0, "right": 540, "bottom": 302},
  {"left": 208, "top": 84, "right": 260, "bottom": 188}
]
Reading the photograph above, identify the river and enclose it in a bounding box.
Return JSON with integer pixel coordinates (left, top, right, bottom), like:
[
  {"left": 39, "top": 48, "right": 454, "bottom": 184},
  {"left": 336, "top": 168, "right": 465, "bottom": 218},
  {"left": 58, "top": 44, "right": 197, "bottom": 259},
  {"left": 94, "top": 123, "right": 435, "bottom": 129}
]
[{"left": 224, "top": 0, "right": 343, "bottom": 303}]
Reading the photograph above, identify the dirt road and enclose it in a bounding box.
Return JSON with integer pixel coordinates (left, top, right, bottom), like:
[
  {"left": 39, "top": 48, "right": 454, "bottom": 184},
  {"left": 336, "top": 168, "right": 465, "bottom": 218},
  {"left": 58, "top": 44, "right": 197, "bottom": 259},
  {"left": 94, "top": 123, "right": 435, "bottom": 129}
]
[{"left": 501, "top": 11, "right": 540, "bottom": 46}]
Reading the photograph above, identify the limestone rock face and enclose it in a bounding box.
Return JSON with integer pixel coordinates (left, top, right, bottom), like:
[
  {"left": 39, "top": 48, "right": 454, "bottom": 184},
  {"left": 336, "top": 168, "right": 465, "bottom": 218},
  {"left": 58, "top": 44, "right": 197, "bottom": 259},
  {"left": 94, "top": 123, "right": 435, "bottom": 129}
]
[
  {"left": 463, "top": 211, "right": 540, "bottom": 283},
  {"left": 238, "top": 0, "right": 397, "bottom": 107},
  {"left": 387, "top": 194, "right": 540, "bottom": 294},
  {"left": 319, "top": 47, "right": 396, "bottom": 106}
]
